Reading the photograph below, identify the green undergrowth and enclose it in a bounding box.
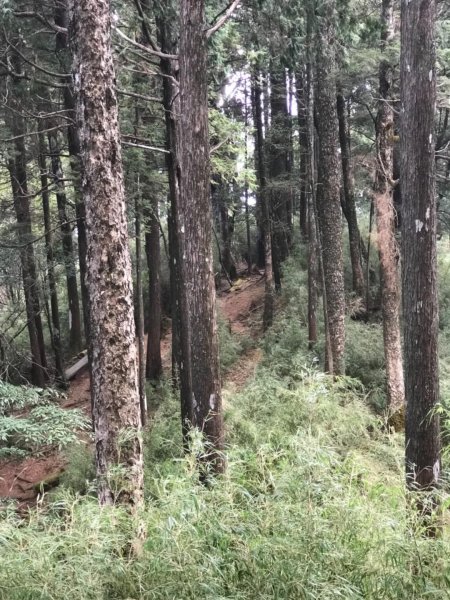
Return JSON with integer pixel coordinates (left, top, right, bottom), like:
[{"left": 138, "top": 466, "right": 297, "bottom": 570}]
[
  {"left": 0, "top": 382, "right": 90, "bottom": 459},
  {"left": 1, "top": 263, "right": 450, "bottom": 598}
]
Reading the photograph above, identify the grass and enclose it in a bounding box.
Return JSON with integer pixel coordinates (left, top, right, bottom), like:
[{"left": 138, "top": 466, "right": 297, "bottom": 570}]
[{"left": 1, "top": 259, "right": 450, "bottom": 598}]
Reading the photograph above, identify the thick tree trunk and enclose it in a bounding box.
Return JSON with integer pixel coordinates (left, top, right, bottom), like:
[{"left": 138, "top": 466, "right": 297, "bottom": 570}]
[
  {"left": 178, "top": 0, "right": 224, "bottom": 472},
  {"left": 336, "top": 91, "right": 366, "bottom": 301},
  {"left": 253, "top": 71, "right": 275, "bottom": 330},
  {"left": 144, "top": 196, "right": 163, "bottom": 381},
  {"left": 315, "top": 2, "right": 346, "bottom": 375},
  {"left": 47, "top": 128, "right": 83, "bottom": 355},
  {"left": 374, "top": 0, "right": 405, "bottom": 416},
  {"left": 38, "top": 132, "right": 65, "bottom": 383},
  {"left": 401, "top": 0, "right": 440, "bottom": 490},
  {"left": 70, "top": 0, "right": 143, "bottom": 506}
]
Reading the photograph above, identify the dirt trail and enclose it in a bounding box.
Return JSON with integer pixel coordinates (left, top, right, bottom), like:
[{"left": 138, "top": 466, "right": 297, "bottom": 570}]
[{"left": 0, "top": 271, "right": 265, "bottom": 508}]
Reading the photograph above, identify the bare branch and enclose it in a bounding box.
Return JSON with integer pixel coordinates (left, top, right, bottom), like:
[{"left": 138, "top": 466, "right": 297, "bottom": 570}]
[
  {"left": 206, "top": 0, "right": 241, "bottom": 39},
  {"left": 114, "top": 27, "right": 178, "bottom": 61}
]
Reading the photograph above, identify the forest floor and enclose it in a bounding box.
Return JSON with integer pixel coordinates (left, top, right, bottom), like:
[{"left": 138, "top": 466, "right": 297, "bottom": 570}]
[{"left": 0, "top": 269, "right": 265, "bottom": 509}]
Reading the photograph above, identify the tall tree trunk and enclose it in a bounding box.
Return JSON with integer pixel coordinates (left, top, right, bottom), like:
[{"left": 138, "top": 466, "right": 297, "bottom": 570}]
[
  {"left": 8, "top": 156, "right": 47, "bottom": 388},
  {"left": 56, "top": 0, "right": 90, "bottom": 347},
  {"left": 70, "top": 0, "right": 144, "bottom": 506},
  {"left": 135, "top": 188, "right": 147, "bottom": 426},
  {"left": 217, "top": 182, "right": 237, "bottom": 281},
  {"left": 253, "top": 71, "right": 275, "bottom": 330},
  {"left": 6, "top": 57, "right": 48, "bottom": 386},
  {"left": 315, "top": 2, "right": 346, "bottom": 375},
  {"left": 38, "top": 132, "right": 65, "bottom": 383},
  {"left": 305, "top": 18, "right": 318, "bottom": 349},
  {"left": 336, "top": 91, "right": 366, "bottom": 301},
  {"left": 178, "top": 0, "right": 224, "bottom": 472},
  {"left": 401, "top": 0, "right": 440, "bottom": 490},
  {"left": 244, "top": 80, "right": 252, "bottom": 275},
  {"left": 268, "top": 68, "right": 290, "bottom": 289},
  {"left": 47, "top": 128, "right": 83, "bottom": 355},
  {"left": 156, "top": 13, "right": 182, "bottom": 391},
  {"left": 374, "top": 0, "right": 405, "bottom": 416},
  {"left": 297, "top": 69, "right": 309, "bottom": 240},
  {"left": 145, "top": 195, "right": 163, "bottom": 381}
]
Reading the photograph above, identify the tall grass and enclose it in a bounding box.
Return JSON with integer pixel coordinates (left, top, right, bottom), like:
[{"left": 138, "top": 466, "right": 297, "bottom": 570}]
[{"left": 1, "top": 258, "right": 450, "bottom": 599}]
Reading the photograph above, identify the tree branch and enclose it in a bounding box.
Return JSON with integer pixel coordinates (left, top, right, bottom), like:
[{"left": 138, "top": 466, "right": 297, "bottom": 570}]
[
  {"left": 206, "top": 0, "right": 241, "bottom": 39},
  {"left": 114, "top": 27, "right": 178, "bottom": 61}
]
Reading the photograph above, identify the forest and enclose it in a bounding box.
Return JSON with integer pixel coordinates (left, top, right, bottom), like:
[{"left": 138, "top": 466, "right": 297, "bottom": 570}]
[{"left": 0, "top": 0, "right": 450, "bottom": 597}]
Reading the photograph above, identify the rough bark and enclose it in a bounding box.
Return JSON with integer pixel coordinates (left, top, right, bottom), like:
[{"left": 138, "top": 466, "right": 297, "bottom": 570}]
[
  {"left": 178, "top": 0, "right": 224, "bottom": 472},
  {"left": 70, "top": 0, "right": 143, "bottom": 506},
  {"left": 400, "top": 0, "right": 440, "bottom": 490},
  {"left": 253, "top": 71, "right": 275, "bottom": 331},
  {"left": 336, "top": 91, "right": 366, "bottom": 302},
  {"left": 315, "top": 3, "right": 346, "bottom": 375},
  {"left": 374, "top": 0, "right": 405, "bottom": 416}
]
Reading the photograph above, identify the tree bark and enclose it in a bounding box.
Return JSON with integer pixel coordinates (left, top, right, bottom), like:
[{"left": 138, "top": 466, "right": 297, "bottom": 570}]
[
  {"left": 47, "top": 128, "right": 83, "bottom": 355},
  {"left": 135, "top": 190, "right": 147, "bottom": 426},
  {"left": 56, "top": 0, "right": 90, "bottom": 348},
  {"left": 336, "top": 91, "right": 366, "bottom": 301},
  {"left": 253, "top": 71, "right": 275, "bottom": 331},
  {"left": 38, "top": 132, "right": 66, "bottom": 384},
  {"left": 401, "top": 0, "right": 440, "bottom": 490},
  {"left": 144, "top": 195, "right": 163, "bottom": 381},
  {"left": 70, "top": 0, "right": 143, "bottom": 506},
  {"left": 178, "top": 0, "right": 224, "bottom": 473},
  {"left": 374, "top": 0, "right": 405, "bottom": 416},
  {"left": 315, "top": 2, "right": 346, "bottom": 375}
]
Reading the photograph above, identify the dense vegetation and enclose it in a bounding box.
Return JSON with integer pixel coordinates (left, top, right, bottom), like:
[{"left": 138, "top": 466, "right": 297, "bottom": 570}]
[{"left": 0, "top": 0, "right": 449, "bottom": 597}]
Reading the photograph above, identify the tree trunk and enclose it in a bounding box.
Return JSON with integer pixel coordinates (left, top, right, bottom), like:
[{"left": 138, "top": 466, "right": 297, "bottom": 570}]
[
  {"left": 297, "top": 69, "right": 309, "bottom": 240},
  {"left": 315, "top": 2, "right": 346, "bottom": 375},
  {"left": 400, "top": 0, "right": 440, "bottom": 490},
  {"left": 38, "top": 132, "right": 66, "bottom": 383},
  {"left": 5, "top": 59, "right": 48, "bottom": 386},
  {"left": 156, "top": 13, "right": 182, "bottom": 391},
  {"left": 178, "top": 0, "right": 224, "bottom": 473},
  {"left": 336, "top": 91, "right": 366, "bottom": 302},
  {"left": 135, "top": 190, "right": 147, "bottom": 426},
  {"left": 253, "top": 71, "right": 275, "bottom": 331},
  {"left": 70, "top": 0, "right": 144, "bottom": 506},
  {"left": 47, "top": 128, "right": 83, "bottom": 355},
  {"left": 144, "top": 196, "right": 163, "bottom": 381},
  {"left": 56, "top": 0, "right": 90, "bottom": 348},
  {"left": 374, "top": 0, "right": 405, "bottom": 416}
]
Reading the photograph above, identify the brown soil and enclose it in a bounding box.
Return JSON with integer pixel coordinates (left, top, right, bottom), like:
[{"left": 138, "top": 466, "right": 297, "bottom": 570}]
[{"left": 0, "top": 269, "right": 265, "bottom": 508}]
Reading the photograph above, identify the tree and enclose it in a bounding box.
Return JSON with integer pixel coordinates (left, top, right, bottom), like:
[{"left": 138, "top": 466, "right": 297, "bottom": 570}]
[
  {"left": 374, "top": 0, "right": 405, "bottom": 417},
  {"left": 315, "top": 0, "right": 346, "bottom": 375},
  {"left": 70, "top": 0, "right": 144, "bottom": 506},
  {"left": 401, "top": 0, "right": 440, "bottom": 490},
  {"left": 253, "top": 70, "right": 275, "bottom": 331},
  {"left": 177, "top": 0, "right": 224, "bottom": 472}
]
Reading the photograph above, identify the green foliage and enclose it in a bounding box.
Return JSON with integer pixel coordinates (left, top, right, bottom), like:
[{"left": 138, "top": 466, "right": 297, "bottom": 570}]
[
  {"left": 0, "top": 381, "right": 60, "bottom": 416},
  {"left": 2, "top": 261, "right": 450, "bottom": 599},
  {"left": 0, "top": 382, "right": 90, "bottom": 458},
  {"left": 0, "top": 404, "right": 90, "bottom": 458}
]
